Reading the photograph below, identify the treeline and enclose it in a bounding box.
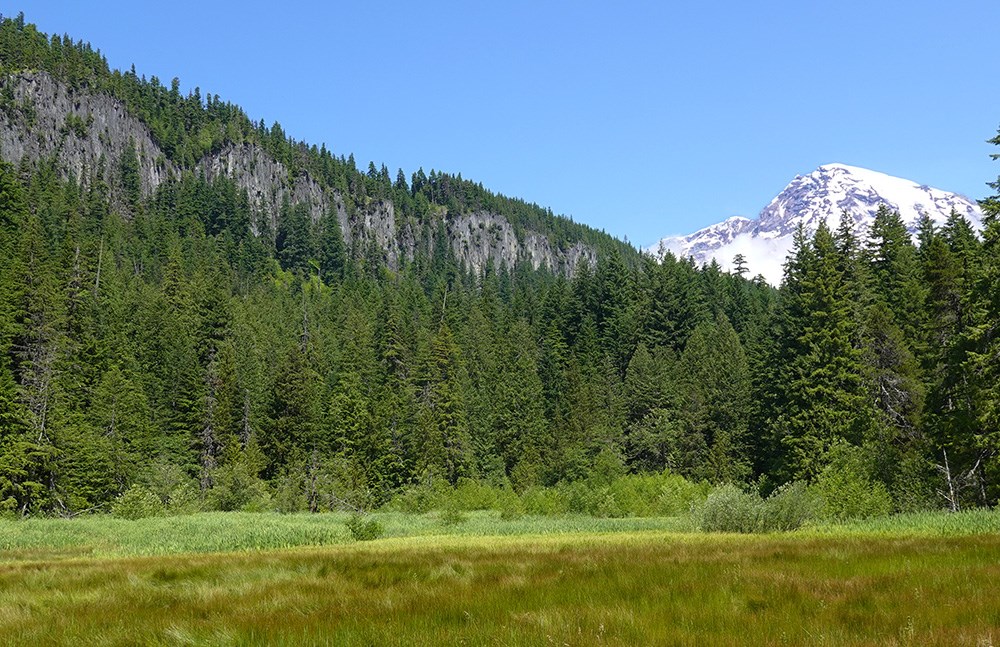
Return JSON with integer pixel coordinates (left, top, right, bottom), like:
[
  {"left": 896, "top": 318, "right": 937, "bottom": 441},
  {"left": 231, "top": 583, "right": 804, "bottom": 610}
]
[
  {"left": 1, "top": 150, "right": 998, "bottom": 517},
  {"left": 0, "top": 13, "right": 622, "bottom": 256}
]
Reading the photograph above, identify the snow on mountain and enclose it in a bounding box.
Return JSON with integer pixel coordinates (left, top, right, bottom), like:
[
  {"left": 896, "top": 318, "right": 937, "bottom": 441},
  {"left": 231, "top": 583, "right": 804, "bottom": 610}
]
[{"left": 648, "top": 163, "right": 983, "bottom": 285}]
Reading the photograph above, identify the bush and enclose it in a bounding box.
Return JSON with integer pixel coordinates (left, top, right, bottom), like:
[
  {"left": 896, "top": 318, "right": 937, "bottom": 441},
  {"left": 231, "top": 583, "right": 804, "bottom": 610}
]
[
  {"left": 761, "top": 481, "right": 822, "bottom": 531},
  {"left": 696, "top": 481, "right": 821, "bottom": 533},
  {"left": 609, "top": 472, "right": 711, "bottom": 517},
  {"left": 386, "top": 479, "right": 452, "bottom": 513},
  {"left": 345, "top": 514, "right": 384, "bottom": 541},
  {"left": 165, "top": 481, "right": 203, "bottom": 515},
  {"left": 111, "top": 485, "right": 164, "bottom": 520},
  {"left": 450, "top": 479, "right": 505, "bottom": 510},
  {"left": 520, "top": 486, "right": 569, "bottom": 515},
  {"left": 498, "top": 496, "right": 526, "bottom": 520},
  {"left": 697, "top": 484, "right": 762, "bottom": 533},
  {"left": 438, "top": 506, "right": 468, "bottom": 526},
  {"left": 206, "top": 462, "right": 271, "bottom": 512},
  {"left": 814, "top": 444, "right": 893, "bottom": 521}
]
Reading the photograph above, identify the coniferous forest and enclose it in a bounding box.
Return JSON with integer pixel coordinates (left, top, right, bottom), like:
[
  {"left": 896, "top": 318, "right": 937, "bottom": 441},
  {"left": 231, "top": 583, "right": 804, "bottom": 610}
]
[{"left": 1, "top": 14, "right": 1000, "bottom": 518}]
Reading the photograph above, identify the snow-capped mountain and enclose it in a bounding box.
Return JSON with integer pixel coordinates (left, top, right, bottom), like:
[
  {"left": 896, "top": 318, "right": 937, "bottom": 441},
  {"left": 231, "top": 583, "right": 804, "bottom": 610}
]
[{"left": 648, "top": 163, "right": 983, "bottom": 285}]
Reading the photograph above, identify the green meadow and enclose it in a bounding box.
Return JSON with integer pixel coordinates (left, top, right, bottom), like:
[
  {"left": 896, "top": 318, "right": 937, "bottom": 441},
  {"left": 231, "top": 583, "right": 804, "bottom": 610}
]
[{"left": 2, "top": 510, "right": 1000, "bottom": 645}]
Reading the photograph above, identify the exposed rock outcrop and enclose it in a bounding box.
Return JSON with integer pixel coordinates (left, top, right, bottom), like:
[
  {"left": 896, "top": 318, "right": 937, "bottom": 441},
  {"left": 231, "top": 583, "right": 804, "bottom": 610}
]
[
  {"left": 448, "top": 210, "right": 596, "bottom": 274},
  {"left": 0, "top": 71, "right": 597, "bottom": 276},
  {"left": 197, "top": 143, "right": 332, "bottom": 234},
  {"left": 0, "top": 70, "right": 175, "bottom": 198}
]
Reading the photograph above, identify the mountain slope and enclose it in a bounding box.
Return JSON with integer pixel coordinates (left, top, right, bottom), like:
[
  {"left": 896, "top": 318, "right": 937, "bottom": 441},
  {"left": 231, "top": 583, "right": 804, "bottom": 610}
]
[
  {"left": 650, "top": 163, "right": 983, "bottom": 284},
  {"left": 0, "top": 20, "right": 629, "bottom": 276}
]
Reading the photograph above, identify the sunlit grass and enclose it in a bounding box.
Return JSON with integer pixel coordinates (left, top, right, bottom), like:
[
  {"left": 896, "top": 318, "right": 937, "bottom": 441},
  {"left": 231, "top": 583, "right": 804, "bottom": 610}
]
[
  {"left": 0, "top": 510, "right": 692, "bottom": 561},
  {"left": 2, "top": 530, "right": 1000, "bottom": 645},
  {"left": 2, "top": 509, "right": 999, "bottom": 644}
]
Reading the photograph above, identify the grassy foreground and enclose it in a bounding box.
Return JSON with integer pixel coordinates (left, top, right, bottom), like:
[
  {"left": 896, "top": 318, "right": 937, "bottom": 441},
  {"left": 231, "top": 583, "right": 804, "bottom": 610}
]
[{"left": 2, "top": 511, "right": 1000, "bottom": 645}]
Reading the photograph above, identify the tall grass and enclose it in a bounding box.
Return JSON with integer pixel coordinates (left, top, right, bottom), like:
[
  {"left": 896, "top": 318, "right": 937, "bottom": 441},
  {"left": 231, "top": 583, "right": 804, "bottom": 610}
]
[
  {"left": 810, "top": 507, "right": 1000, "bottom": 536},
  {"left": 2, "top": 530, "right": 999, "bottom": 645},
  {"left": 0, "top": 511, "right": 693, "bottom": 560},
  {"left": 3, "top": 505, "right": 998, "bottom": 563}
]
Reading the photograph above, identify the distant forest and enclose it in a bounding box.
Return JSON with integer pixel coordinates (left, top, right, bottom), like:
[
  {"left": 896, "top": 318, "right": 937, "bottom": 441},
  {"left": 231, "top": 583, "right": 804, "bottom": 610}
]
[{"left": 1, "top": 13, "right": 999, "bottom": 516}]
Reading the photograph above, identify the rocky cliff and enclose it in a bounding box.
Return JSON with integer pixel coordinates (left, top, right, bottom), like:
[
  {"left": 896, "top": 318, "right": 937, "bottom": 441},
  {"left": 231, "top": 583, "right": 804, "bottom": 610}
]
[
  {"left": 0, "top": 71, "right": 175, "bottom": 203},
  {"left": 0, "top": 71, "right": 597, "bottom": 275}
]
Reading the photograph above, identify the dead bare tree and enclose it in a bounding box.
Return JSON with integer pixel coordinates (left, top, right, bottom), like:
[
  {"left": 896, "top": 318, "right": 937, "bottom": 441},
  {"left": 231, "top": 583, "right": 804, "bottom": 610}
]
[{"left": 935, "top": 448, "right": 984, "bottom": 512}]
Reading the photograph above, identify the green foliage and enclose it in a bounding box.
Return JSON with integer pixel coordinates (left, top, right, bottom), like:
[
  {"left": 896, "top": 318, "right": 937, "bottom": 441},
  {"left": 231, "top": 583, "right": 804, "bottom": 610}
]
[
  {"left": 438, "top": 506, "right": 468, "bottom": 526},
  {"left": 111, "top": 485, "right": 164, "bottom": 520},
  {"left": 1, "top": 12, "right": 1000, "bottom": 517},
  {"left": 697, "top": 481, "right": 821, "bottom": 533},
  {"left": 697, "top": 484, "right": 764, "bottom": 533},
  {"left": 762, "top": 481, "right": 824, "bottom": 532},
  {"left": 344, "top": 513, "right": 384, "bottom": 541},
  {"left": 813, "top": 444, "right": 893, "bottom": 521},
  {"left": 206, "top": 461, "right": 272, "bottom": 512}
]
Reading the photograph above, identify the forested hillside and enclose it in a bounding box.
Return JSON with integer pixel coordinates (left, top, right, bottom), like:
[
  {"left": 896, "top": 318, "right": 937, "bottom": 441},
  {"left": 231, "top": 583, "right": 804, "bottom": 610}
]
[{"left": 0, "top": 13, "right": 998, "bottom": 516}]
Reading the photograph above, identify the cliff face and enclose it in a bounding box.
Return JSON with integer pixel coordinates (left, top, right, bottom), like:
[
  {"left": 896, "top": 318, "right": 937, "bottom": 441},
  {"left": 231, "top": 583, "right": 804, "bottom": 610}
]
[
  {"left": 0, "top": 71, "right": 596, "bottom": 275},
  {"left": 197, "top": 143, "right": 331, "bottom": 235},
  {"left": 448, "top": 210, "right": 596, "bottom": 275},
  {"left": 0, "top": 71, "right": 175, "bottom": 201}
]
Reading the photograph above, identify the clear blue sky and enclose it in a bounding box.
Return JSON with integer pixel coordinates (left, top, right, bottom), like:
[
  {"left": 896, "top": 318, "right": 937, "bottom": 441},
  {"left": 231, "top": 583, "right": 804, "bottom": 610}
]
[{"left": 8, "top": 1, "right": 1000, "bottom": 245}]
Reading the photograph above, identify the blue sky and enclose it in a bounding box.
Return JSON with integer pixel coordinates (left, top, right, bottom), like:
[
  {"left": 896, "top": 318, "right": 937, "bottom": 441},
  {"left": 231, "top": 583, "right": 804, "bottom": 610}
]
[{"left": 8, "top": 1, "right": 1000, "bottom": 246}]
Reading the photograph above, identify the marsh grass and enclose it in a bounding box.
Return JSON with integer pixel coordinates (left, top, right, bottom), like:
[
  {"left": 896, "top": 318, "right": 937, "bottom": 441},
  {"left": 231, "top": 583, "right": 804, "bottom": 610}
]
[
  {"left": 2, "top": 530, "right": 1000, "bottom": 645},
  {"left": 0, "top": 511, "right": 692, "bottom": 560},
  {"left": 2, "top": 509, "right": 1000, "bottom": 644}
]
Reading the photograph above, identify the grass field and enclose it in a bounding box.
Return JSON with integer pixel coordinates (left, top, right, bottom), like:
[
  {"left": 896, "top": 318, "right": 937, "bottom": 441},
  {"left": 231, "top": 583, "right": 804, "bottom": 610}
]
[{"left": 2, "top": 510, "right": 999, "bottom": 645}]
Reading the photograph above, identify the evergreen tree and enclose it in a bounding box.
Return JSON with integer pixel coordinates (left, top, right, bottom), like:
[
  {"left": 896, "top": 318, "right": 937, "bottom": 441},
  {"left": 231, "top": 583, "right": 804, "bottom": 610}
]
[
  {"left": 415, "top": 321, "right": 470, "bottom": 484},
  {"left": 773, "top": 221, "right": 872, "bottom": 480},
  {"left": 678, "top": 314, "right": 751, "bottom": 482}
]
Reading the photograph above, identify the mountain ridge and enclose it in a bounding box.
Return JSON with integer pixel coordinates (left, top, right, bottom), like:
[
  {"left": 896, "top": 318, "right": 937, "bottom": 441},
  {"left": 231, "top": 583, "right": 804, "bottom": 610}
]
[
  {"left": 0, "top": 48, "right": 618, "bottom": 276},
  {"left": 649, "top": 163, "right": 983, "bottom": 283}
]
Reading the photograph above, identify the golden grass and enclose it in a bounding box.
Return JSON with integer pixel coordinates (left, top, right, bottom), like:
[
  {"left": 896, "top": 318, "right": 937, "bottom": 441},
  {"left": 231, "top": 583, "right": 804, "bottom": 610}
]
[{"left": 2, "top": 531, "right": 1000, "bottom": 645}]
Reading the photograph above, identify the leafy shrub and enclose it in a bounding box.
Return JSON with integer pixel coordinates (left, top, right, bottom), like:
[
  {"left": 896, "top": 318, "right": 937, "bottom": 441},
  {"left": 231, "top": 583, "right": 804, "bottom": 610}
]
[
  {"left": 609, "top": 472, "right": 711, "bottom": 517},
  {"left": 438, "top": 506, "right": 468, "bottom": 526},
  {"left": 385, "top": 479, "right": 452, "bottom": 513},
  {"left": 761, "top": 481, "right": 822, "bottom": 531},
  {"left": 345, "top": 514, "right": 384, "bottom": 541},
  {"left": 498, "top": 496, "right": 526, "bottom": 520},
  {"left": 450, "top": 479, "right": 505, "bottom": 510},
  {"left": 814, "top": 444, "right": 893, "bottom": 521},
  {"left": 165, "top": 481, "right": 203, "bottom": 515},
  {"left": 206, "top": 462, "right": 271, "bottom": 512},
  {"left": 696, "top": 481, "right": 822, "bottom": 533},
  {"left": 111, "top": 485, "right": 164, "bottom": 520},
  {"left": 273, "top": 474, "right": 308, "bottom": 513},
  {"left": 697, "top": 484, "right": 762, "bottom": 533},
  {"left": 520, "top": 486, "right": 570, "bottom": 515}
]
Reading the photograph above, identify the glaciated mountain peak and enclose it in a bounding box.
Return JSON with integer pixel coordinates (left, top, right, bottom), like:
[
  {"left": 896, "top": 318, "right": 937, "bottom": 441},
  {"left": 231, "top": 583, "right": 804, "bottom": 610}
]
[{"left": 648, "top": 164, "right": 983, "bottom": 285}]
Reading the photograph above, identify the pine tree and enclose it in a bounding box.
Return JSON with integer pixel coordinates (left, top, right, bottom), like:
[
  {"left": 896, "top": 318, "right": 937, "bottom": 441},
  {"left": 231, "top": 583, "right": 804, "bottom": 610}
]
[
  {"left": 415, "top": 321, "right": 470, "bottom": 484},
  {"left": 865, "top": 205, "right": 925, "bottom": 342},
  {"left": 965, "top": 151, "right": 1000, "bottom": 502},
  {"left": 492, "top": 319, "right": 549, "bottom": 482},
  {"left": 773, "top": 221, "right": 872, "bottom": 480},
  {"left": 678, "top": 313, "right": 751, "bottom": 482},
  {"left": 622, "top": 342, "right": 679, "bottom": 473},
  {"left": 260, "top": 341, "right": 321, "bottom": 479}
]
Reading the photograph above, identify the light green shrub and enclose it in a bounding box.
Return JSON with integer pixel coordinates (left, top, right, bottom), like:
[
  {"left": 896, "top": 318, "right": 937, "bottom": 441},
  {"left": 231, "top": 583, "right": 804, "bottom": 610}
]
[
  {"left": 111, "top": 485, "right": 164, "bottom": 520},
  {"left": 385, "top": 479, "right": 452, "bottom": 513},
  {"left": 762, "top": 481, "right": 822, "bottom": 531},
  {"left": 697, "top": 484, "right": 762, "bottom": 533},
  {"left": 165, "top": 482, "right": 203, "bottom": 515},
  {"left": 814, "top": 444, "right": 893, "bottom": 521},
  {"left": 438, "top": 506, "right": 468, "bottom": 526},
  {"left": 206, "top": 463, "right": 271, "bottom": 512},
  {"left": 345, "top": 514, "right": 383, "bottom": 541},
  {"left": 520, "top": 486, "right": 569, "bottom": 515}
]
